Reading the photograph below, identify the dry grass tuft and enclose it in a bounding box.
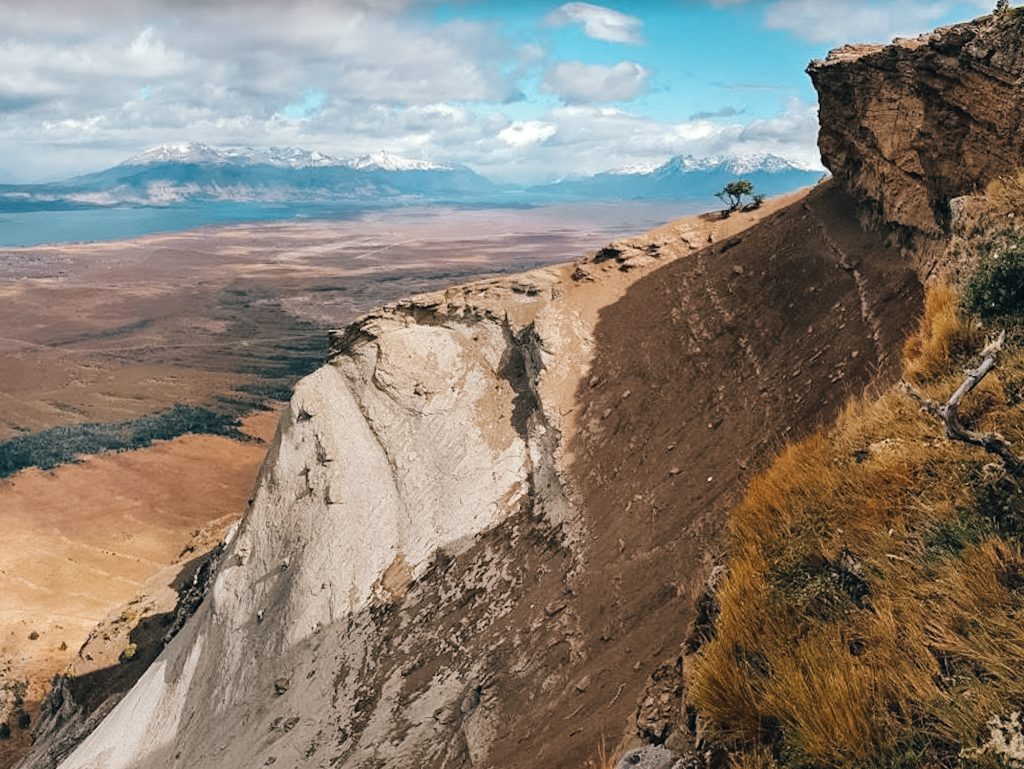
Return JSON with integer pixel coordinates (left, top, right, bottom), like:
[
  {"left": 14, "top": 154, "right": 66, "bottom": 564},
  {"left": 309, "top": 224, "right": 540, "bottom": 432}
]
[
  {"left": 902, "top": 283, "right": 981, "bottom": 385},
  {"left": 730, "top": 747, "right": 782, "bottom": 769},
  {"left": 686, "top": 283, "right": 1024, "bottom": 769},
  {"left": 585, "top": 736, "right": 615, "bottom": 769},
  {"left": 984, "top": 171, "right": 1024, "bottom": 218}
]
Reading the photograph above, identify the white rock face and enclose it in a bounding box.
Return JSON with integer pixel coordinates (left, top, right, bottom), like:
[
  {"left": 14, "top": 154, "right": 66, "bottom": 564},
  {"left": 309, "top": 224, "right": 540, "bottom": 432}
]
[{"left": 52, "top": 269, "right": 583, "bottom": 769}]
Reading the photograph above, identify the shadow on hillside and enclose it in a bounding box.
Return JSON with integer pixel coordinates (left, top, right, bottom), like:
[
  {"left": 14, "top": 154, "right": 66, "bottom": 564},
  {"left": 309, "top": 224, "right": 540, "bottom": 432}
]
[{"left": 522, "top": 180, "right": 927, "bottom": 761}]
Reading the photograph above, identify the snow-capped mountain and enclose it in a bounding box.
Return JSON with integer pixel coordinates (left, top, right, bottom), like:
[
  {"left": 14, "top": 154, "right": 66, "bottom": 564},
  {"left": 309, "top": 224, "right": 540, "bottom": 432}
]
[
  {"left": 343, "top": 150, "right": 452, "bottom": 172},
  {"left": 645, "top": 153, "right": 817, "bottom": 176},
  {"left": 122, "top": 142, "right": 346, "bottom": 169},
  {"left": 0, "top": 144, "right": 495, "bottom": 210},
  {"left": 532, "top": 153, "right": 825, "bottom": 201},
  {"left": 122, "top": 144, "right": 454, "bottom": 173},
  {"left": 0, "top": 145, "right": 824, "bottom": 213}
]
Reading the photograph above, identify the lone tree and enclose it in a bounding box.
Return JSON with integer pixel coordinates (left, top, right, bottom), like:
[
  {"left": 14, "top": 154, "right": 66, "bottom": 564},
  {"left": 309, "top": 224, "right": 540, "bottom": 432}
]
[
  {"left": 715, "top": 179, "right": 764, "bottom": 214},
  {"left": 996, "top": 0, "right": 1010, "bottom": 13}
]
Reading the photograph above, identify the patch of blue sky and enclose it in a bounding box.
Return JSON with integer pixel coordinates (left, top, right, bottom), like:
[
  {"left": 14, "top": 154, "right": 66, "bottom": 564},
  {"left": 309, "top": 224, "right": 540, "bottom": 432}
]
[
  {"left": 280, "top": 88, "right": 327, "bottom": 120},
  {"left": 427, "top": 0, "right": 1000, "bottom": 125}
]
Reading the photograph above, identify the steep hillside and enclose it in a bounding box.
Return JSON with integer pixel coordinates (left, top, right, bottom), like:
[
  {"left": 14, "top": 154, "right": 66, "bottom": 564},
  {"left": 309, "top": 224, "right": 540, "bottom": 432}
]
[
  {"left": 23, "top": 176, "right": 924, "bottom": 769},
  {"left": 30, "top": 189, "right": 877, "bottom": 769},
  {"left": 20, "top": 10, "right": 1024, "bottom": 769},
  {"left": 684, "top": 280, "right": 1024, "bottom": 769}
]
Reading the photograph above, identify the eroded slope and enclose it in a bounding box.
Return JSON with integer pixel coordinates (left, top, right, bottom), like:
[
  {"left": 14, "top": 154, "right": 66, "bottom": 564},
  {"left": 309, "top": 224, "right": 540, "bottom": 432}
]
[{"left": 27, "top": 183, "right": 926, "bottom": 769}]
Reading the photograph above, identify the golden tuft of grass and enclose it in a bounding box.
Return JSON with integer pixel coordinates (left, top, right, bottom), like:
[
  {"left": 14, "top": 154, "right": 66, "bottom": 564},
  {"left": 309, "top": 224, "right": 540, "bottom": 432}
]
[
  {"left": 902, "top": 282, "right": 981, "bottom": 385},
  {"left": 984, "top": 171, "right": 1024, "bottom": 218},
  {"left": 585, "top": 736, "right": 615, "bottom": 769},
  {"left": 686, "top": 284, "right": 1024, "bottom": 768},
  {"left": 729, "top": 747, "right": 781, "bottom": 769}
]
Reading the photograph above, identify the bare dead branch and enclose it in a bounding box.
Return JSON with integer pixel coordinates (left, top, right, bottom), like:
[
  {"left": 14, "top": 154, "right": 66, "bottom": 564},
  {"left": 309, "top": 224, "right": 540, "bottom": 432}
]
[{"left": 905, "top": 331, "right": 1022, "bottom": 474}]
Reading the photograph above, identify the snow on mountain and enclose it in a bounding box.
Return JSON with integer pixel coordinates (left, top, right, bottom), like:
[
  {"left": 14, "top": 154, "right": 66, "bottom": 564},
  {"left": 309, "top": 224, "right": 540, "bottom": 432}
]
[
  {"left": 123, "top": 142, "right": 231, "bottom": 166},
  {"left": 611, "top": 153, "right": 819, "bottom": 178},
  {"left": 123, "top": 144, "right": 456, "bottom": 173},
  {"left": 607, "top": 162, "right": 663, "bottom": 176},
  {"left": 719, "top": 154, "right": 817, "bottom": 174},
  {"left": 343, "top": 150, "right": 453, "bottom": 172},
  {"left": 122, "top": 143, "right": 347, "bottom": 169}
]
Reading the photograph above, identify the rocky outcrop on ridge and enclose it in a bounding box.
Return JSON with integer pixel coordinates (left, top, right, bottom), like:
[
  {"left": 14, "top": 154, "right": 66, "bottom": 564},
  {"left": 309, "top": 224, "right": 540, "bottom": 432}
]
[{"left": 810, "top": 10, "right": 1024, "bottom": 247}]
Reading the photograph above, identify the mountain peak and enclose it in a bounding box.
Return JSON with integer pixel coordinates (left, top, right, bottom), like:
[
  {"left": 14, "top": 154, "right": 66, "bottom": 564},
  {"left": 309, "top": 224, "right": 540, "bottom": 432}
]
[
  {"left": 122, "top": 144, "right": 455, "bottom": 172},
  {"left": 605, "top": 153, "right": 818, "bottom": 178},
  {"left": 122, "top": 143, "right": 346, "bottom": 169},
  {"left": 123, "top": 142, "right": 224, "bottom": 166},
  {"left": 344, "top": 150, "right": 452, "bottom": 172}
]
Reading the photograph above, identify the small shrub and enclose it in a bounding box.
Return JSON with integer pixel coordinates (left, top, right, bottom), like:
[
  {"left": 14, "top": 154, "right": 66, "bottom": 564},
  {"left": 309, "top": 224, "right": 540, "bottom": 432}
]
[
  {"left": 120, "top": 643, "right": 138, "bottom": 662},
  {"left": 16, "top": 710, "right": 29, "bottom": 730},
  {"left": 716, "top": 180, "right": 763, "bottom": 213},
  {"left": 0, "top": 722, "right": 10, "bottom": 739},
  {"left": 964, "top": 240, "right": 1024, "bottom": 320}
]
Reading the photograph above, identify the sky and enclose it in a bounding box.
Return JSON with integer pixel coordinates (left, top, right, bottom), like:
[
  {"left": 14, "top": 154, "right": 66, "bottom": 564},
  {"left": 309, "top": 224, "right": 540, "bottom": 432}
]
[{"left": 0, "top": 0, "right": 1001, "bottom": 184}]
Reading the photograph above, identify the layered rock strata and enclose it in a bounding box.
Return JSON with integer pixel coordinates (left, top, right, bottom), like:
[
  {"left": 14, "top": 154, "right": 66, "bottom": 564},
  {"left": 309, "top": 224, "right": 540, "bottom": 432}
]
[{"left": 810, "top": 11, "right": 1024, "bottom": 249}]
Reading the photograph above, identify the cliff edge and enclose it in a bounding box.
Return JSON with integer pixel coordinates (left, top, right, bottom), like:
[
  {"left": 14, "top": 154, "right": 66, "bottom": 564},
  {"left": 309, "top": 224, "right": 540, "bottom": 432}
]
[{"left": 810, "top": 10, "right": 1024, "bottom": 248}]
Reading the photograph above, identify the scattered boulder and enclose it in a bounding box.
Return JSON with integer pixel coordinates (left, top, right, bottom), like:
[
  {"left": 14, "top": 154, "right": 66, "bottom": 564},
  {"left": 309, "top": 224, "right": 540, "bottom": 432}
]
[
  {"left": 635, "top": 658, "right": 685, "bottom": 746},
  {"left": 614, "top": 746, "right": 686, "bottom": 769}
]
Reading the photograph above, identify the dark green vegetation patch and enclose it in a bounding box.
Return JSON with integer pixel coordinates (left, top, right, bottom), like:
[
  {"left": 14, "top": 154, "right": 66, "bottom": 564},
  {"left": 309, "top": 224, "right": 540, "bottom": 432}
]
[
  {"left": 0, "top": 405, "right": 250, "bottom": 478},
  {"left": 963, "top": 230, "right": 1024, "bottom": 321}
]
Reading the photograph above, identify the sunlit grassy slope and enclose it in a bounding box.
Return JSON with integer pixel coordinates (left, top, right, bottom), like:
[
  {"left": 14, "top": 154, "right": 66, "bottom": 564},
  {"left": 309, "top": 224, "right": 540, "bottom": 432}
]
[{"left": 686, "top": 282, "right": 1024, "bottom": 769}]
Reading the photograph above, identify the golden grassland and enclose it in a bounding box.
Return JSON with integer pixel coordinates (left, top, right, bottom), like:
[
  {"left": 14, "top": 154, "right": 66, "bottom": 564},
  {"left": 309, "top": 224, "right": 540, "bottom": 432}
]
[{"left": 686, "top": 285, "right": 1024, "bottom": 769}]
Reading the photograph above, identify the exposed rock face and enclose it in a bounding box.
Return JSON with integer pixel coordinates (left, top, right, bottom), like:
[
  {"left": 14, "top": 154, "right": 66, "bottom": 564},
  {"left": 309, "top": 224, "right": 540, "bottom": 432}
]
[
  {"left": 43, "top": 268, "right": 583, "bottom": 769},
  {"left": 810, "top": 11, "right": 1024, "bottom": 242},
  {"left": 31, "top": 182, "right": 924, "bottom": 769}
]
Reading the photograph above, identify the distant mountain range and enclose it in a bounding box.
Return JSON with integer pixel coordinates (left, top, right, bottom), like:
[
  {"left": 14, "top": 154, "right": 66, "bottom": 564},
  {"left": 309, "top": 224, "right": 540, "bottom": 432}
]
[
  {"left": 0, "top": 143, "right": 825, "bottom": 212},
  {"left": 530, "top": 154, "right": 825, "bottom": 200}
]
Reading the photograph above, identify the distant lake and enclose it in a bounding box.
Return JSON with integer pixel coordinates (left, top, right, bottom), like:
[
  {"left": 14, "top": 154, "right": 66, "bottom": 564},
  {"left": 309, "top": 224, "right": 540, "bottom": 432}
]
[
  {"left": 0, "top": 203, "right": 374, "bottom": 247},
  {"left": 0, "top": 200, "right": 713, "bottom": 248}
]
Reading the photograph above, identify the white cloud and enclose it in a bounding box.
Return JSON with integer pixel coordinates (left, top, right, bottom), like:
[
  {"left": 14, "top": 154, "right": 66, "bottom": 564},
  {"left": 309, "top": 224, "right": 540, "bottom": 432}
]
[
  {"left": 0, "top": 1, "right": 531, "bottom": 180},
  {"left": 543, "top": 60, "right": 650, "bottom": 104},
  {"left": 0, "top": 0, "right": 838, "bottom": 184},
  {"left": 547, "top": 2, "right": 644, "bottom": 44},
  {"left": 466, "top": 100, "right": 823, "bottom": 184},
  {"left": 762, "top": 0, "right": 995, "bottom": 44},
  {"left": 498, "top": 120, "right": 558, "bottom": 147}
]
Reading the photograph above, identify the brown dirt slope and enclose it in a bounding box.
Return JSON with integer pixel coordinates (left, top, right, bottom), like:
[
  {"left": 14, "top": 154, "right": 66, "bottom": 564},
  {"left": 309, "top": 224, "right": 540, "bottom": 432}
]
[{"left": 492, "top": 181, "right": 922, "bottom": 766}]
